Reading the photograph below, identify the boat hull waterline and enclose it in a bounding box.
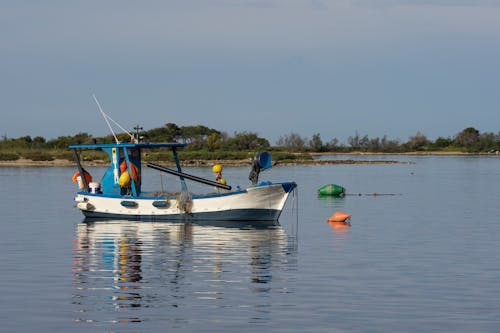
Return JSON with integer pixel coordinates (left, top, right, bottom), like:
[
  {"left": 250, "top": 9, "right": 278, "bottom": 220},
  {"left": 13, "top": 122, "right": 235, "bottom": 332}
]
[{"left": 75, "top": 182, "right": 296, "bottom": 223}]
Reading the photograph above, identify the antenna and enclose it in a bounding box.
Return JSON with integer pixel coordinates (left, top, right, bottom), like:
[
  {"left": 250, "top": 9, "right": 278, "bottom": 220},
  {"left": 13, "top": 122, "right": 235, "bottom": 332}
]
[{"left": 92, "top": 94, "right": 135, "bottom": 143}]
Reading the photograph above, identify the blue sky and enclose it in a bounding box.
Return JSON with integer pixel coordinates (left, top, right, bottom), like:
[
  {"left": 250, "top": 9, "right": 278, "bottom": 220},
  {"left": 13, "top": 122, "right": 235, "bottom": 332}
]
[{"left": 1, "top": 0, "right": 499, "bottom": 144}]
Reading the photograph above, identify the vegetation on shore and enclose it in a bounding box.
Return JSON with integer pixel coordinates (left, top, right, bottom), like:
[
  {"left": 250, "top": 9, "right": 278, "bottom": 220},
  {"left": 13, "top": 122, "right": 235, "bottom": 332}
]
[{"left": 1, "top": 124, "right": 499, "bottom": 163}]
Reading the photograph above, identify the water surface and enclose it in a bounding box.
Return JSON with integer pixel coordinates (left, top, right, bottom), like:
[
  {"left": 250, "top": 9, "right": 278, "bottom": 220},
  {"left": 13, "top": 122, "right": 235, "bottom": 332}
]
[{"left": 1, "top": 156, "right": 500, "bottom": 332}]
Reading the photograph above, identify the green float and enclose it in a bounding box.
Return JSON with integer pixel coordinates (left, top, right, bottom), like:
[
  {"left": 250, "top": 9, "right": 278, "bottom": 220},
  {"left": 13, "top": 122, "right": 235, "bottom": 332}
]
[{"left": 318, "top": 184, "right": 345, "bottom": 196}]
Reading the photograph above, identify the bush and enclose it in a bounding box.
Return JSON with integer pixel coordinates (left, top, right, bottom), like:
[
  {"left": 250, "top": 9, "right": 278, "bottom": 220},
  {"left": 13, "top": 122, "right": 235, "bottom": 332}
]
[
  {"left": 143, "top": 152, "right": 174, "bottom": 162},
  {"left": 0, "top": 152, "right": 20, "bottom": 161},
  {"left": 80, "top": 151, "right": 108, "bottom": 162},
  {"left": 52, "top": 151, "right": 75, "bottom": 161},
  {"left": 22, "top": 151, "right": 54, "bottom": 161},
  {"left": 179, "top": 150, "right": 251, "bottom": 161}
]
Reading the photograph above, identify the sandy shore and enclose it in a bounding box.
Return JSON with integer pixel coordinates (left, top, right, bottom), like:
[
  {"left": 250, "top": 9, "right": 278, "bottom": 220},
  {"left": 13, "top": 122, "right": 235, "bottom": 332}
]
[{"left": 0, "top": 157, "right": 414, "bottom": 167}]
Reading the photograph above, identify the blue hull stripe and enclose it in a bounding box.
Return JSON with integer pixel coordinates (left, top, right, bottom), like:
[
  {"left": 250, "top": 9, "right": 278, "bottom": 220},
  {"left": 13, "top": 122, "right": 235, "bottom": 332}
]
[{"left": 82, "top": 209, "right": 281, "bottom": 224}]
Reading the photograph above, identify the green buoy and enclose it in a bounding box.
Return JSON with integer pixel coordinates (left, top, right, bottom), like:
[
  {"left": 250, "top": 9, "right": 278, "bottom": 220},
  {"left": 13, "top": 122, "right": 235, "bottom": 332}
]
[{"left": 318, "top": 184, "right": 345, "bottom": 196}]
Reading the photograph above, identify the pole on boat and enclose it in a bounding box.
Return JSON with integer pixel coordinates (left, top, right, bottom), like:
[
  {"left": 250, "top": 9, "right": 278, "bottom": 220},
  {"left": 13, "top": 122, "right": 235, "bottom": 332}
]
[
  {"left": 147, "top": 162, "right": 232, "bottom": 190},
  {"left": 171, "top": 147, "right": 188, "bottom": 191},
  {"left": 133, "top": 125, "right": 143, "bottom": 142},
  {"left": 71, "top": 148, "right": 90, "bottom": 192}
]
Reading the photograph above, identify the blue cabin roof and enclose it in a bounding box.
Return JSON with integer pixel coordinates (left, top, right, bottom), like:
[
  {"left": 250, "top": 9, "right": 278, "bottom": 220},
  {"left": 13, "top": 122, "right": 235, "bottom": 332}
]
[{"left": 69, "top": 142, "right": 186, "bottom": 149}]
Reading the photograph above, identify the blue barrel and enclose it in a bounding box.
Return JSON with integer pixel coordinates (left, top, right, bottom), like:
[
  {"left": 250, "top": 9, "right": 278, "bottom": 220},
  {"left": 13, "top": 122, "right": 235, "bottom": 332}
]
[{"left": 257, "top": 152, "right": 272, "bottom": 169}]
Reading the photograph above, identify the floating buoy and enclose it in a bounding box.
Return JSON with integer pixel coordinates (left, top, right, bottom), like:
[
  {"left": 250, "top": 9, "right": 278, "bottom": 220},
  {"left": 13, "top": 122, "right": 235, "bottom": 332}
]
[
  {"left": 329, "top": 221, "right": 351, "bottom": 229},
  {"left": 72, "top": 169, "right": 92, "bottom": 189},
  {"left": 318, "top": 184, "right": 345, "bottom": 196},
  {"left": 327, "top": 211, "right": 351, "bottom": 223},
  {"left": 120, "top": 160, "right": 127, "bottom": 173},
  {"left": 213, "top": 164, "right": 227, "bottom": 185},
  {"left": 119, "top": 160, "right": 139, "bottom": 182},
  {"left": 119, "top": 171, "right": 131, "bottom": 187},
  {"left": 212, "top": 164, "right": 223, "bottom": 173},
  {"left": 327, "top": 211, "right": 352, "bottom": 229}
]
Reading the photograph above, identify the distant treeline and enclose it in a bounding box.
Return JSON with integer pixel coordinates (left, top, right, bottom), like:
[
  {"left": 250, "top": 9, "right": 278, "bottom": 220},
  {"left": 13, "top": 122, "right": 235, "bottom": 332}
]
[
  {"left": 1, "top": 124, "right": 499, "bottom": 161},
  {"left": 283, "top": 127, "right": 500, "bottom": 154}
]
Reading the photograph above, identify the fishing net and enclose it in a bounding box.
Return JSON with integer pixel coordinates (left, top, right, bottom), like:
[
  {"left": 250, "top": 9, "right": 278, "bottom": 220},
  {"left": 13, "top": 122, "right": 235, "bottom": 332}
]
[{"left": 177, "top": 190, "right": 192, "bottom": 214}]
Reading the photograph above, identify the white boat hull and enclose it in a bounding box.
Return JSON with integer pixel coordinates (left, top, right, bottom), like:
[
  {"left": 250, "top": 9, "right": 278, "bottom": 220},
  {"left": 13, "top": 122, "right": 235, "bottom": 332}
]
[{"left": 75, "top": 182, "right": 296, "bottom": 225}]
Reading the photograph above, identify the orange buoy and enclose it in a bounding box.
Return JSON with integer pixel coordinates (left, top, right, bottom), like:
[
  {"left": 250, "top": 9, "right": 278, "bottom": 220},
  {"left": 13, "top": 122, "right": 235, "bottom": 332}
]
[
  {"left": 328, "top": 221, "right": 351, "bottom": 229},
  {"left": 72, "top": 169, "right": 92, "bottom": 189},
  {"left": 119, "top": 160, "right": 127, "bottom": 173},
  {"left": 119, "top": 160, "right": 139, "bottom": 183},
  {"left": 327, "top": 211, "right": 351, "bottom": 223}
]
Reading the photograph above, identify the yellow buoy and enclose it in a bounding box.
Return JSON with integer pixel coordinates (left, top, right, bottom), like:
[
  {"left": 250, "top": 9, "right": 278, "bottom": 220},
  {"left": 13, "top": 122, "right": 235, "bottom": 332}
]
[
  {"left": 119, "top": 171, "right": 131, "bottom": 187},
  {"left": 212, "top": 164, "right": 223, "bottom": 173},
  {"left": 219, "top": 178, "right": 227, "bottom": 185}
]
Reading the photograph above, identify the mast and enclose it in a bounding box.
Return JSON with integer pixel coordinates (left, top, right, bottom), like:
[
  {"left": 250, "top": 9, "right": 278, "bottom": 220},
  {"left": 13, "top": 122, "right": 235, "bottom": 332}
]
[{"left": 71, "top": 148, "right": 89, "bottom": 192}]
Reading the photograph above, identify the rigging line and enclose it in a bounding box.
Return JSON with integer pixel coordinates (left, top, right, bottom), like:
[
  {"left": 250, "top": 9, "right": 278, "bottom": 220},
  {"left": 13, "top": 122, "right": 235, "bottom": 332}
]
[
  {"left": 104, "top": 112, "right": 135, "bottom": 141},
  {"left": 92, "top": 94, "right": 135, "bottom": 142},
  {"left": 93, "top": 94, "right": 120, "bottom": 144},
  {"left": 160, "top": 173, "right": 165, "bottom": 196}
]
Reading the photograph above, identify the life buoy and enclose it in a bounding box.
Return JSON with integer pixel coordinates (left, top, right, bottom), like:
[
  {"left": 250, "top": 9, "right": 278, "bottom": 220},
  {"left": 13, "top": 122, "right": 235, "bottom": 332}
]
[{"left": 72, "top": 170, "right": 92, "bottom": 189}]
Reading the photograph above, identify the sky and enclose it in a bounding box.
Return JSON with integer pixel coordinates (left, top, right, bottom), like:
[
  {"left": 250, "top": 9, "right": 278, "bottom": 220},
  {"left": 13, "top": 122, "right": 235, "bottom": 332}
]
[{"left": 1, "top": 0, "right": 500, "bottom": 145}]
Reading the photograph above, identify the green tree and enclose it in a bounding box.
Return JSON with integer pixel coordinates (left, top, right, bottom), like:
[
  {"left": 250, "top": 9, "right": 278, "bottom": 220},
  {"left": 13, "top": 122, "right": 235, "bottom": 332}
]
[
  {"left": 477, "top": 132, "right": 499, "bottom": 152},
  {"left": 380, "top": 135, "right": 401, "bottom": 153},
  {"left": 224, "top": 132, "right": 270, "bottom": 151},
  {"left": 32, "top": 136, "right": 47, "bottom": 148},
  {"left": 181, "top": 125, "right": 211, "bottom": 143},
  {"left": 145, "top": 123, "right": 181, "bottom": 142},
  {"left": 347, "top": 131, "right": 360, "bottom": 150},
  {"left": 325, "top": 138, "right": 340, "bottom": 151},
  {"left": 433, "top": 137, "right": 452, "bottom": 149},
  {"left": 277, "top": 132, "right": 306, "bottom": 150},
  {"left": 407, "top": 132, "right": 429, "bottom": 151},
  {"left": 207, "top": 132, "right": 222, "bottom": 151},
  {"left": 309, "top": 133, "right": 324, "bottom": 152},
  {"left": 455, "top": 127, "right": 480, "bottom": 151},
  {"left": 368, "top": 137, "right": 381, "bottom": 152}
]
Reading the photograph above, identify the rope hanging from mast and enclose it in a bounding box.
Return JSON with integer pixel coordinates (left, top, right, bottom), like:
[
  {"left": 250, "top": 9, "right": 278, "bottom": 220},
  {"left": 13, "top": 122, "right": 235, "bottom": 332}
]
[{"left": 92, "top": 94, "right": 135, "bottom": 143}]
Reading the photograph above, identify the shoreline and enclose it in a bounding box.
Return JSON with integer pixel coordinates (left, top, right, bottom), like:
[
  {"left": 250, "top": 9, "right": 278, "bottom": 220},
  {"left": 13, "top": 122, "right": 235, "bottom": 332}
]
[
  {"left": 0, "top": 158, "right": 412, "bottom": 167},
  {"left": 1, "top": 151, "right": 496, "bottom": 167},
  {"left": 310, "top": 151, "right": 498, "bottom": 156}
]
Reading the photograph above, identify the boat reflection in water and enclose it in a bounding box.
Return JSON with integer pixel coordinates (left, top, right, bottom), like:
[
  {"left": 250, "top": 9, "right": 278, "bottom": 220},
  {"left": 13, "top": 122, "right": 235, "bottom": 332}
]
[{"left": 72, "top": 220, "right": 297, "bottom": 326}]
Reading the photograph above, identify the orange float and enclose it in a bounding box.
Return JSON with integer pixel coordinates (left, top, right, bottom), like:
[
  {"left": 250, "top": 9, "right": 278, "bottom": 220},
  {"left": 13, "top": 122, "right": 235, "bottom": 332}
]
[
  {"left": 72, "top": 170, "right": 92, "bottom": 189},
  {"left": 327, "top": 211, "right": 351, "bottom": 223},
  {"left": 328, "top": 221, "right": 351, "bottom": 229}
]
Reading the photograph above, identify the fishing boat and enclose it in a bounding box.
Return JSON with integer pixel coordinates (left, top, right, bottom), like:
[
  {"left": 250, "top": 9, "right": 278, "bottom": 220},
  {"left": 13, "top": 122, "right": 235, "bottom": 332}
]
[
  {"left": 69, "top": 141, "right": 296, "bottom": 226},
  {"left": 69, "top": 97, "right": 296, "bottom": 226}
]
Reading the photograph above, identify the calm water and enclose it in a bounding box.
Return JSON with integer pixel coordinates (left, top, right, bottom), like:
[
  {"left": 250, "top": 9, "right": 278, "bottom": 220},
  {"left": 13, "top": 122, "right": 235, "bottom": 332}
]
[{"left": 1, "top": 155, "right": 500, "bottom": 332}]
